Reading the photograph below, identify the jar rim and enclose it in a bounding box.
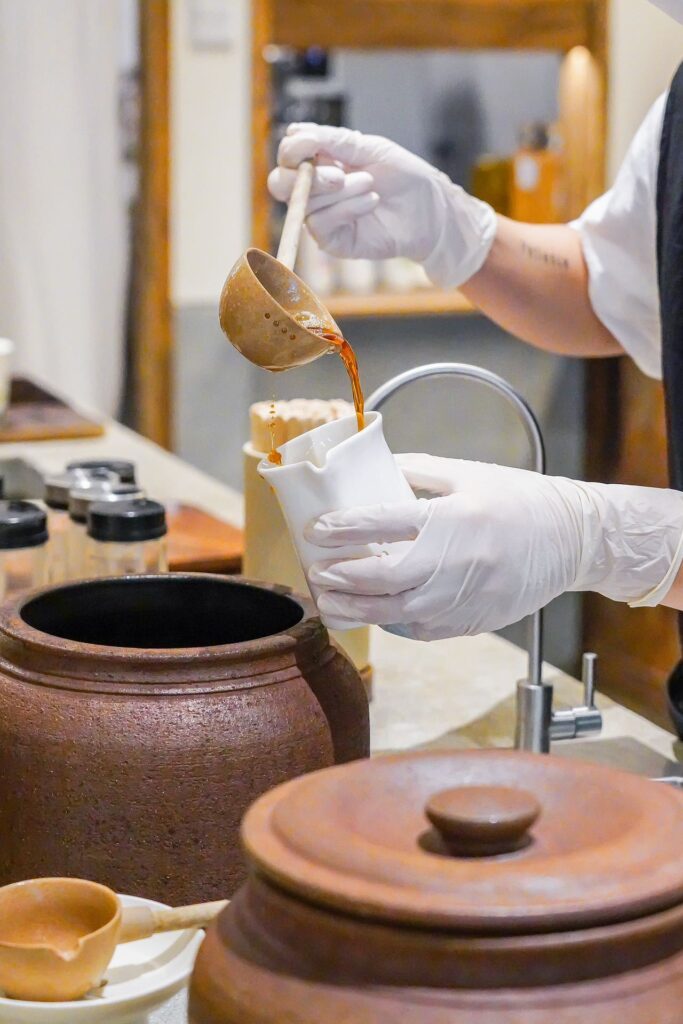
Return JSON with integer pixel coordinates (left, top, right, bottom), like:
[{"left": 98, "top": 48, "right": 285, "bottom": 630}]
[{"left": 0, "top": 574, "right": 324, "bottom": 693}]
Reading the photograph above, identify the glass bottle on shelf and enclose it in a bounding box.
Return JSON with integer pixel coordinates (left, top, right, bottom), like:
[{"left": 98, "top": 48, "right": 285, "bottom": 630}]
[
  {"left": 0, "top": 501, "right": 48, "bottom": 601},
  {"left": 85, "top": 499, "right": 167, "bottom": 577},
  {"left": 471, "top": 154, "right": 512, "bottom": 216},
  {"left": 68, "top": 483, "right": 144, "bottom": 580},
  {"left": 511, "top": 122, "right": 563, "bottom": 223}
]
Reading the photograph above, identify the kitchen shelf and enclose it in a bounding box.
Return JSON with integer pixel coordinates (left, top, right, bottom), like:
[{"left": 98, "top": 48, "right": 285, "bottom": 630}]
[
  {"left": 326, "top": 288, "right": 475, "bottom": 319},
  {"left": 265, "top": 0, "right": 596, "bottom": 52},
  {"left": 251, "top": 0, "right": 608, "bottom": 290}
]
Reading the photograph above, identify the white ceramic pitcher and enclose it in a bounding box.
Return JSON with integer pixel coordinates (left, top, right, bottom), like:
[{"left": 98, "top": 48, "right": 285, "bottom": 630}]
[{"left": 258, "top": 412, "right": 415, "bottom": 630}]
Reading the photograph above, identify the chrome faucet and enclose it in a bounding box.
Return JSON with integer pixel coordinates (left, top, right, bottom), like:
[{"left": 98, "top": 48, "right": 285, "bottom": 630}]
[{"left": 366, "top": 362, "right": 602, "bottom": 754}]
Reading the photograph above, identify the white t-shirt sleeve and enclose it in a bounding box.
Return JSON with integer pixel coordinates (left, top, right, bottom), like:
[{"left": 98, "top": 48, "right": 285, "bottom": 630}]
[{"left": 570, "top": 94, "right": 667, "bottom": 380}]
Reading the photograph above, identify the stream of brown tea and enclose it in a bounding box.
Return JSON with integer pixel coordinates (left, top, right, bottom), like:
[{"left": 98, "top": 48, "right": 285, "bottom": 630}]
[
  {"left": 267, "top": 324, "right": 365, "bottom": 465},
  {"left": 268, "top": 399, "right": 282, "bottom": 464}
]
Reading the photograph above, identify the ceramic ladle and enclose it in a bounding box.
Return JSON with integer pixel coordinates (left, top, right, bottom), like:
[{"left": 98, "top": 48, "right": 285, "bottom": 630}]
[
  {"left": 218, "top": 160, "right": 343, "bottom": 371},
  {"left": 0, "top": 877, "right": 227, "bottom": 1002}
]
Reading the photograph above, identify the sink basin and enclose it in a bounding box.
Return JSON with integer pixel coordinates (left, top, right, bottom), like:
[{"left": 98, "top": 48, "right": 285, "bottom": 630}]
[{"left": 552, "top": 736, "right": 683, "bottom": 779}]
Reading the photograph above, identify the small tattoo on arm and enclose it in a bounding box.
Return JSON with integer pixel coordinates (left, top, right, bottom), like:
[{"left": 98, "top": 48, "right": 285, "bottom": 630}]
[{"left": 521, "top": 242, "right": 569, "bottom": 270}]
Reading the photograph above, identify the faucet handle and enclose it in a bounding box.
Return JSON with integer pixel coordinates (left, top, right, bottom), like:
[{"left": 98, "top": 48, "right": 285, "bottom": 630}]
[
  {"left": 582, "top": 652, "right": 597, "bottom": 708},
  {"left": 572, "top": 650, "right": 602, "bottom": 739},
  {"left": 549, "top": 651, "right": 602, "bottom": 743}
]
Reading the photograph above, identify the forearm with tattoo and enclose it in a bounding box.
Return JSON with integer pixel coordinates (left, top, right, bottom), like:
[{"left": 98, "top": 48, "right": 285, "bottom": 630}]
[
  {"left": 460, "top": 216, "right": 623, "bottom": 358},
  {"left": 521, "top": 241, "right": 570, "bottom": 271}
]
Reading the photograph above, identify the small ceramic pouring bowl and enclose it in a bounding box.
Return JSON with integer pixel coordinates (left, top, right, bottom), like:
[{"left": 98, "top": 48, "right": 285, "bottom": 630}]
[
  {"left": 219, "top": 248, "right": 342, "bottom": 371},
  {"left": 258, "top": 411, "right": 415, "bottom": 630},
  {"left": 0, "top": 878, "right": 121, "bottom": 1002}
]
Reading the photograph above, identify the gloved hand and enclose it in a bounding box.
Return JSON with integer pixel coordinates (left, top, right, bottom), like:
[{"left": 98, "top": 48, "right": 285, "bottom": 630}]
[
  {"left": 268, "top": 123, "right": 497, "bottom": 288},
  {"left": 307, "top": 454, "right": 683, "bottom": 641}
]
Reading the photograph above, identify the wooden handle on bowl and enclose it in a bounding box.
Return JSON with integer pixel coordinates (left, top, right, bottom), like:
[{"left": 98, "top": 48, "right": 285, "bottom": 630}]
[
  {"left": 119, "top": 898, "right": 228, "bottom": 943},
  {"left": 276, "top": 160, "right": 315, "bottom": 270}
]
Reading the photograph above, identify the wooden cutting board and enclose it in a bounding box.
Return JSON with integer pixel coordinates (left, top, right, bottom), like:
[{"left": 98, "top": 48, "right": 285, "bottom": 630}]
[
  {"left": 0, "top": 379, "right": 105, "bottom": 442},
  {"left": 166, "top": 502, "right": 243, "bottom": 574}
]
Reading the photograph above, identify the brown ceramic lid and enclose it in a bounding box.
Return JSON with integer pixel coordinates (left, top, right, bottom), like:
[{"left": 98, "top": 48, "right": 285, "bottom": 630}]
[{"left": 242, "top": 749, "right": 683, "bottom": 933}]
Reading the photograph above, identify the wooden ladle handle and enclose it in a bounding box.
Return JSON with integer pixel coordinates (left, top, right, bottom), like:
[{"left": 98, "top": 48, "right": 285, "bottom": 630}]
[
  {"left": 276, "top": 160, "right": 315, "bottom": 270},
  {"left": 119, "top": 898, "right": 228, "bottom": 943}
]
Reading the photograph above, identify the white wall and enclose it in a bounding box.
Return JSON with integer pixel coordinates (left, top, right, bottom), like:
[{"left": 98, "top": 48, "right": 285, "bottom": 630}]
[
  {"left": 608, "top": 0, "right": 683, "bottom": 179},
  {"left": 170, "top": 0, "right": 251, "bottom": 306}
]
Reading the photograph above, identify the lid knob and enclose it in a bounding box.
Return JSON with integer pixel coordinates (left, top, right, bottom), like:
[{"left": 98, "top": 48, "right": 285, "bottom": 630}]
[{"left": 425, "top": 785, "right": 541, "bottom": 857}]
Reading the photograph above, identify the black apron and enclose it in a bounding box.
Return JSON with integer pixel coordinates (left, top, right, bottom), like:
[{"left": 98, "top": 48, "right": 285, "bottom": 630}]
[{"left": 657, "top": 62, "right": 683, "bottom": 731}]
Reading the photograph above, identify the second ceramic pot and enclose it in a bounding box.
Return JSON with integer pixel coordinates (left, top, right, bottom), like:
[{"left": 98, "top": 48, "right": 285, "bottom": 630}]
[
  {"left": 0, "top": 574, "right": 369, "bottom": 904},
  {"left": 190, "top": 749, "right": 683, "bottom": 1024}
]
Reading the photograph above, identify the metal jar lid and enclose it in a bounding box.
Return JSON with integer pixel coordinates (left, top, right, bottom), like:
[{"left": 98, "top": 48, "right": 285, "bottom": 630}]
[
  {"left": 87, "top": 499, "right": 166, "bottom": 543},
  {"left": 0, "top": 500, "right": 48, "bottom": 549},
  {"left": 242, "top": 749, "right": 683, "bottom": 935},
  {"left": 66, "top": 459, "right": 137, "bottom": 485},
  {"left": 45, "top": 468, "right": 118, "bottom": 511},
  {"left": 69, "top": 484, "right": 144, "bottom": 524}
]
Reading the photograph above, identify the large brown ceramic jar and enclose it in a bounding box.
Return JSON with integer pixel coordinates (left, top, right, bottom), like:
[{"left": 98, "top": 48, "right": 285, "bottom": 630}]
[
  {"left": 0, "top": 574, "right": 369, "bottom": 904},
  {"left": 190, "top": 749, "right": 683, "bottom": 1024}
]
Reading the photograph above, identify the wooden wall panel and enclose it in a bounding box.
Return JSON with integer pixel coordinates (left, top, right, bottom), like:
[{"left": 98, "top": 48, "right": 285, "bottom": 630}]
[
  {"left": 132, "top": 0, "right": 172, "bottom": 448},
  {"left": 559, "top": 46, "right": 605, "bottom": 217},
  {"left": 584, "top": 359, "right": 676, "bottom": 729},
  {"left": 252, "top": 0, "right": 275, "bottom": 251}
]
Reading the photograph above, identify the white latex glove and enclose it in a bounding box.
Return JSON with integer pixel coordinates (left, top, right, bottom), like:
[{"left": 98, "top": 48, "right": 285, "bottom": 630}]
[
  {"left": 306, "top": 454, "right": 683, "bottom": 641},
  {"left": 268, "top": 123, "right": 497, "bottom": 288}
]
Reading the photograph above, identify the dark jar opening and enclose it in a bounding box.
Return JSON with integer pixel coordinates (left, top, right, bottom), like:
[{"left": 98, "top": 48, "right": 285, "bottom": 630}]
[{"left": 20, "top": 575, "right": 305, "bottom": 649}]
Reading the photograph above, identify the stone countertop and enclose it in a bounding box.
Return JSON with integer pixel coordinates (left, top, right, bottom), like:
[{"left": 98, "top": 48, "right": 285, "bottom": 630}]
[
  {"left": 369, "top": 627, "right": 680, "bottom": 762},
  {"left": 0, "top": 416, "right": 245, "bottom": 527}
]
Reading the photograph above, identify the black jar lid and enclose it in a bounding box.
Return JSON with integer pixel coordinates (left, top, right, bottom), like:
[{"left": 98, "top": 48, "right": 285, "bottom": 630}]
[
  {"left": 87, "top": 499, "right": 167, "bottom": 543},
  {"left": 66, "top": 459, "right": 137, "bottom": 485},
  {"left": 0, "top": 500, "right": 48, "bottom": 549}
]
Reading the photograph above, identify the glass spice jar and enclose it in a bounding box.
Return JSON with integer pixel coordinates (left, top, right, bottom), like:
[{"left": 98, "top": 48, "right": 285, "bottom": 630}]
[
  {"left": 68, "top": 483, "right": 144, "bottom": 579},
  {"left": 0, "top": 500, "right": 48, "bottom": 601},
  {"left": 85, "top": 499, "right": 168, "bottom": 576},
  {"left": 44, "top": 468, "right": 117, "bottom": 583}
]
